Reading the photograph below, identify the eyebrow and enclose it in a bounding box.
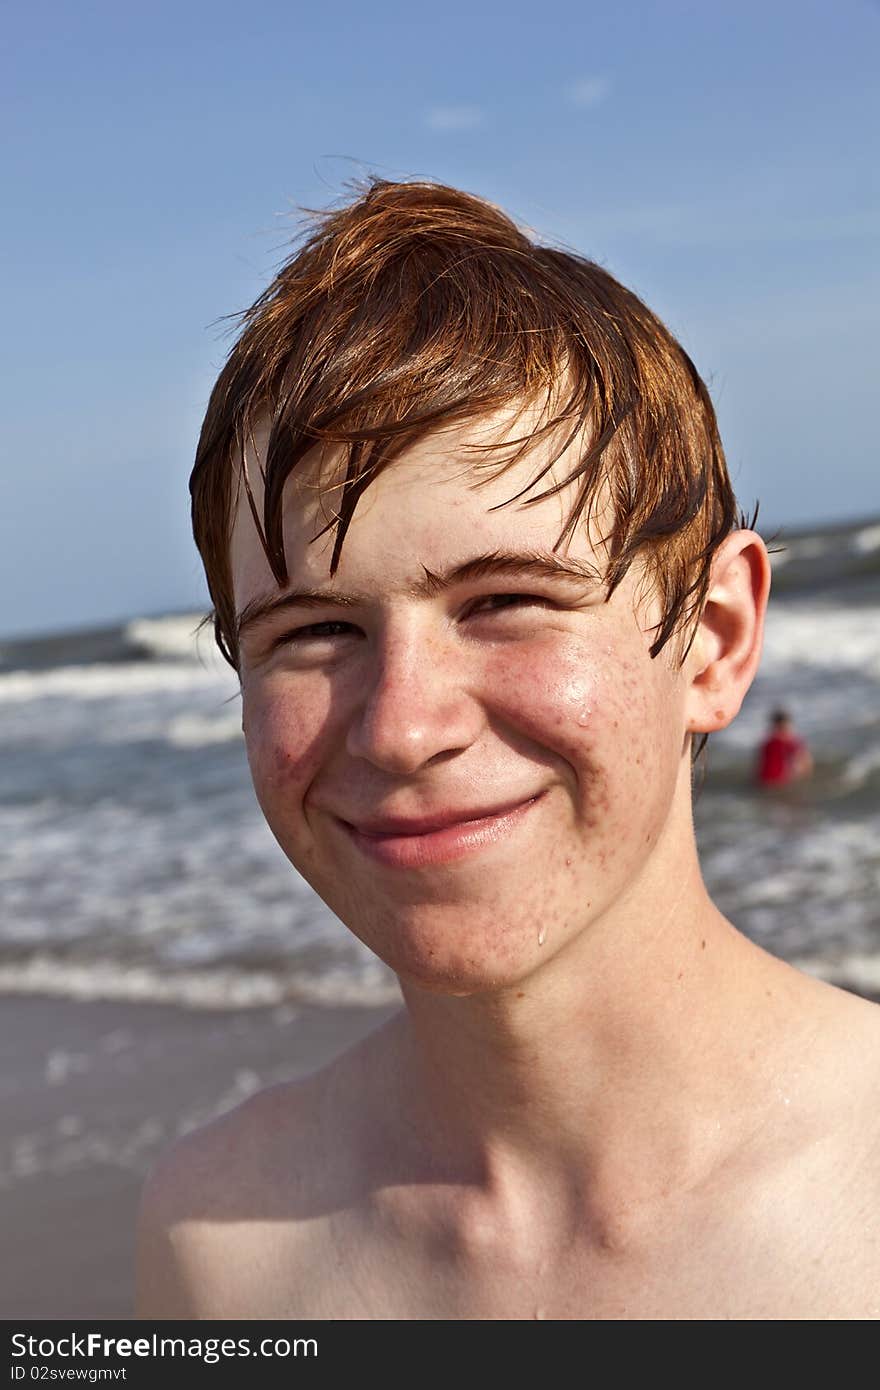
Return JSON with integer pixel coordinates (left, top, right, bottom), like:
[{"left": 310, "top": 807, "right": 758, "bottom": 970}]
[{"left": 236, "top": 550, "right": 606, "bottom": 641}]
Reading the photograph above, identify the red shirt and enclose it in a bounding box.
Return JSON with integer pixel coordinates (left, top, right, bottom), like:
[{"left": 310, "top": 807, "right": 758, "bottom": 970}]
[{"left": 757, "top": 733, "right": 806, "bottom": 786}]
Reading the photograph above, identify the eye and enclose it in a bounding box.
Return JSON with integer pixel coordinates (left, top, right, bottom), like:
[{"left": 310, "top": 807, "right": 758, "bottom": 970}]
[
  {"left": 277, "top": 620, "right": 358, "bottom": 646},
  {"left": 301, "top": 621, "right": 354, "bottom": 637},
  {"left": 467, "top": 593, "right": 551, "bottom": 616}
]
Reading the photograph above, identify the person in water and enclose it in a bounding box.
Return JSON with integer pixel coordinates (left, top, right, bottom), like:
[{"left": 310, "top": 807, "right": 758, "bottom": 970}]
[
  {"left": 756, "top": 708, "right": 813, "bottom": 787},
  {"left": 136, "top": 179, "right": 880, "bottom": 1319}
]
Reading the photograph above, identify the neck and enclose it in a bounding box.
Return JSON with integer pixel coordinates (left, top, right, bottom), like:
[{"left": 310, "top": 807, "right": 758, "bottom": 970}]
[{"left": 392, "top": 847, "right": 810, "bottom": 1221}]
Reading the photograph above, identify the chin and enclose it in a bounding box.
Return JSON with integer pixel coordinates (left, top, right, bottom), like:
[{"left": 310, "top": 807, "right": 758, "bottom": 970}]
[
  {"left": 396, "top": 962, "right": 536, "bottom": 1000},
  {"left": 353, "top": 911, "right": 549, "bottom": 999},
  {"left": 394, "top": 958, "right": 520, "bottom": 998}
]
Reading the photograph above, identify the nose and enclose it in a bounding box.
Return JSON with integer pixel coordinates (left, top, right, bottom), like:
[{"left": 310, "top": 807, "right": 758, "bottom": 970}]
[{"left": 345, "top": 621, "right": 484, "bottom": 774}]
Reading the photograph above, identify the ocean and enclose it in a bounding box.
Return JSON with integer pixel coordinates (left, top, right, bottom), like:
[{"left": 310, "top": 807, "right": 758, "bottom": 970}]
[{"left": 2, "top": 516, "right": 879, "bottom": 1012}]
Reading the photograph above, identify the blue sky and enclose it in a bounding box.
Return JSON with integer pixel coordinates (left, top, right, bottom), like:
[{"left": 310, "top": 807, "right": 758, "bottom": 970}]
[{"left": 2, "top": 0, "right": 877, "bottom": 637}]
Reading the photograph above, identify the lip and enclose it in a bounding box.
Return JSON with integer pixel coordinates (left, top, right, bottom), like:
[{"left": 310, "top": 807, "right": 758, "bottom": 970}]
[{"left": 337, "top": 792, "right": 545, "bottom": 869}]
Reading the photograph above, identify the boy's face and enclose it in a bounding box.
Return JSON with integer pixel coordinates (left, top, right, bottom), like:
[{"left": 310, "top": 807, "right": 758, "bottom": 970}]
[{"left": 230, "top": 407, "right": 694, "bottom": 994}]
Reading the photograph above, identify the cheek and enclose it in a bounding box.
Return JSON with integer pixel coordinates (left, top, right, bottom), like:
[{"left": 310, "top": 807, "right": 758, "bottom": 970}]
[
  {"left": 241, "top": 678, "right": 332, "bottom": 810},
  {"left": 485, "top": 636, "right": 652, "bottom": 764},
  {"left": 485, "top": 637, "right": 676, "bottom": 831}
]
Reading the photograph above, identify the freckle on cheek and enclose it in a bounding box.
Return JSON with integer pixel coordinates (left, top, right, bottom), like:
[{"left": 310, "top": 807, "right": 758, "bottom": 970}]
[{"left": 270, "top": 743, "right": 313, "bottom": 783}]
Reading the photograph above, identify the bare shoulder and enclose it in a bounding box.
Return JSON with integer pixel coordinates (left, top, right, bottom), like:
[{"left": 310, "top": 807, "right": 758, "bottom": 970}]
[
  {"left": 786, "top": 976, "right": 880, "bottom": 1305},
  {"left": 135, "top": 1074, "right": 322, "bottom": 1318},
  {"left": 794, "top": 974, "right": 880, "bottom": 1134},
  {"left": 823, "top": 986, "right": 880, "bottom": 1312},
  {"left": 838, "top": 986, "right": 880, "bottom": 1166},
  {"left": 135, "top": 1012, "right": 407, "bottom": 1318},
  {"left": 817, "top": 977, "right": 880, "bottom": 1096}
]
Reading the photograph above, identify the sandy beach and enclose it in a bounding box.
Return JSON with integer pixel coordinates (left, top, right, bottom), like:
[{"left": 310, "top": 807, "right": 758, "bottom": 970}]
[{"left": 0, "top": 994, "right": 397, "bottom": 1319}]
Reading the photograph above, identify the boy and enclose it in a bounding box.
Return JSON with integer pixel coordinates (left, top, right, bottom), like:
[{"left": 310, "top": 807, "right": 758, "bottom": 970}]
[{"left": 136, "top": 179, "right": 880, "bottom": 1319}]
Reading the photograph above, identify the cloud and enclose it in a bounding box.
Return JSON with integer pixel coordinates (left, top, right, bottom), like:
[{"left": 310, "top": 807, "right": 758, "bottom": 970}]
[
  {"left": 566, "top": 76, "right": 611, "bottom": 110},
  {"left": 424, "top": 105, "right": 485, "bottom": 132}
]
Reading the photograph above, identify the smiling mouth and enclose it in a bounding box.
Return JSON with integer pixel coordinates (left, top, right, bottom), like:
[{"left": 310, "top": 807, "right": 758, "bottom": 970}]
[{"left": 337, "top": 793, "right": 545, "bottom": 869}]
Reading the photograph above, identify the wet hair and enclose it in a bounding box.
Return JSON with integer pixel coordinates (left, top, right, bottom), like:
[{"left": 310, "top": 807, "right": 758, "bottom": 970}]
[{"left": 190, "top": 177, "right": 754, "bottom": 759}]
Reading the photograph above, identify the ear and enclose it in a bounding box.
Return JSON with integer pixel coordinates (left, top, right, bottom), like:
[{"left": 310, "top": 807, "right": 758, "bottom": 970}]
[{"left": 684, "top": 530, "right": 771, "bottom": 734}]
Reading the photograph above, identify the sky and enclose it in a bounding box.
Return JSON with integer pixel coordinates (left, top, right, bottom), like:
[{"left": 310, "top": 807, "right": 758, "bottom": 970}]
[{"left": 2, "top": 0, "right": 877, "bottom": 638}]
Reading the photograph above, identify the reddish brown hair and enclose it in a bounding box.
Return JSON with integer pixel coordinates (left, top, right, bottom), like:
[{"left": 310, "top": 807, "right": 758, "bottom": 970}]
[{"left": 191, "top": 178, "right": 750, "bottom": 757}]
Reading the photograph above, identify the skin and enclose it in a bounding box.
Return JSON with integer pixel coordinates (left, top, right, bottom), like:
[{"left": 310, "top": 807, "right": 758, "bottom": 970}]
[{"left": 136, "top": 407, "right": 880, "bottom": 1319}]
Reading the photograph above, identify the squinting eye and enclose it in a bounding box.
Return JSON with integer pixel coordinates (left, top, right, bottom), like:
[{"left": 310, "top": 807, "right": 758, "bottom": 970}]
[
  {"left": 469, "top": 594, "right": 549, "bottom": 615},
  {"left": 286, "top": 621, "right": 356, "bottom": 641}
]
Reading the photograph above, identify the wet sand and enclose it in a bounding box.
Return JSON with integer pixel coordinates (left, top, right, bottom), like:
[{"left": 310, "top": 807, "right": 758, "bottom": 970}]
[{"left": 0, "top": 994, "right": 397, "bottom": 1319}]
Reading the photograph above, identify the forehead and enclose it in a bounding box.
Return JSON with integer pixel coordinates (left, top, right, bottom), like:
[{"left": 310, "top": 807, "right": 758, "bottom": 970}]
[{"left": 229, "top": 403, "right": 650, "bottom": 617}]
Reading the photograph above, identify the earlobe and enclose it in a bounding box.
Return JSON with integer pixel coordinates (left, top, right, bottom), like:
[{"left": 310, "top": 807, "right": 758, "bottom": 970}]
[{"left": 685, "top": 530, "right": 771, "bottom": 734}]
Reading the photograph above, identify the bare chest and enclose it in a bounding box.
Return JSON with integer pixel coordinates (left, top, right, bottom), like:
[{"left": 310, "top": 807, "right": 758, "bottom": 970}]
[{"left": 197, "top": 1190, "right": 880, "bottom": 1321}]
